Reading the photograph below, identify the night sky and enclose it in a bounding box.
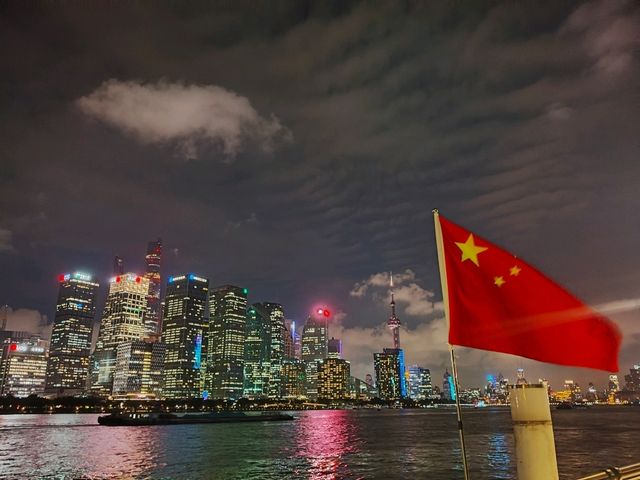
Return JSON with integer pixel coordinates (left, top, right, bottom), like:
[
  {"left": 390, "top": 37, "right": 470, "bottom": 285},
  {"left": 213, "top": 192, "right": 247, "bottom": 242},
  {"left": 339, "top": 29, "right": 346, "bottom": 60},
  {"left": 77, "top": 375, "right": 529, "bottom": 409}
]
[{"left": 1, "top": 1, "right": 639, "bottom": 388}]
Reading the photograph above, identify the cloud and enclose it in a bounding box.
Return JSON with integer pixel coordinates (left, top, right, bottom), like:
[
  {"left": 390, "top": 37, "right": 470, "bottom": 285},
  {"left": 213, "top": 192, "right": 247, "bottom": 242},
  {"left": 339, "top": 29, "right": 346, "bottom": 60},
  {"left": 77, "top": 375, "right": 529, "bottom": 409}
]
[
  {"left": 350, "top": 269, "right": 442, "bottom": 317},
  {"left": 225, "top": 212, "right": 259, "bottom": 232},
  {"left": 76, "top": 79, "right": 292, "bottom": 159},
  {"left": 0, "top": 228, "right": 15, "bottom": 253},
  {"left": 2, "top": 306, "right": 51, "bottom": 339}
]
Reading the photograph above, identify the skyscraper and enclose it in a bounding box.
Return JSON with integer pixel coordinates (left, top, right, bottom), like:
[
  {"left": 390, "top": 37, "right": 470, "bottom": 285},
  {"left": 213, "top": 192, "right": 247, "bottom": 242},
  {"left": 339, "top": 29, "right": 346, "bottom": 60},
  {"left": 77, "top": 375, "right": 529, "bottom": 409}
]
[
  {"left": 301, "top": 314, "right": 328, "bottom": 399},
  {"left": 407, "top": 365, "right": 432, "bottom": 400},
  {"left": 45, "top": 272, "right": 99, "bottom": 396},
  {"left": 281, "top": 358, "right": 306, "bottom": 398},
  {"left": 442, "top": 369, "right": 455, "bottom": 401},
  {"left": 162, "top": 274, "right": 209, "bottom": 399},
  {"left": 207, "top": 285, "right": 247, "bottom": 400},
  {"left": 283, "top": 320, "right": 295, "bottom": 360},
  {"left": 112, "top": 338, "right": 165, "bottom": 399},
  {"left": 256, "top": 302, "right": 285, "bottom": 398},
  {"left": 387, "top": 273, "right": 401, "bottom": 350},
  {"left": 327, "top": 337, "right": 342, "bottom": 359},
  {"left": 373, "top": 348, "right": 406, "bottom": 400},
  {"left": 243, "top": 305, "right": 271, "bottom": 398},
  {"left": 317, "top": 357, "right": 350, "bottom": 401},
  {"left": 144, "top": 239, "right": 162, "bottom": 336},
  {"left": 1, "top": 339, "right": 48, "bottom": 397},
  {"left": 90, "top": 273, "right": 150, "bottom": 397}
]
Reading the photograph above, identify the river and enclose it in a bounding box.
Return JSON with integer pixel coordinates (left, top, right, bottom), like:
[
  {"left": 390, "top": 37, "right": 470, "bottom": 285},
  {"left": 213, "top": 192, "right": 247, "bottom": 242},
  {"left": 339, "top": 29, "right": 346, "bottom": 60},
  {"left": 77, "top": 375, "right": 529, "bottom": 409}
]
[{"left": 0, "top": 407, "right": 638, "bottom": 479}]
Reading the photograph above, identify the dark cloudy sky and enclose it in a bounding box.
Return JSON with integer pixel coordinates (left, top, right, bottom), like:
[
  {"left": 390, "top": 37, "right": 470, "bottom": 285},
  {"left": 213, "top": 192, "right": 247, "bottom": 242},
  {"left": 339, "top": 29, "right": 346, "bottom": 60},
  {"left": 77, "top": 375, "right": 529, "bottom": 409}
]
[{"left": 1, "top": 1, "right": 639, "bottom": 389}]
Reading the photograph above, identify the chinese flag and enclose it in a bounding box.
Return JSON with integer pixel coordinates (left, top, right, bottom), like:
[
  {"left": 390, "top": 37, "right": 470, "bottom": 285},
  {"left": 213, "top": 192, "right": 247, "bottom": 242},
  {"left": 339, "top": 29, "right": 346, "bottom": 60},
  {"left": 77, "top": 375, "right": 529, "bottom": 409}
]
[{"left": 435, "top": 213, "right": 621, "bottom": 372}]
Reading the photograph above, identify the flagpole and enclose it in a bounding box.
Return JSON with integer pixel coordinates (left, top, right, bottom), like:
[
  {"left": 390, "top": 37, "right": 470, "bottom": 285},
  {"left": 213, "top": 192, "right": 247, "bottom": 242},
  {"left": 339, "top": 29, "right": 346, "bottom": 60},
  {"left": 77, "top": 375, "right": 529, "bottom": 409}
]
[{"left": 433, "top": 209, "right": 471, "bottom": 480}]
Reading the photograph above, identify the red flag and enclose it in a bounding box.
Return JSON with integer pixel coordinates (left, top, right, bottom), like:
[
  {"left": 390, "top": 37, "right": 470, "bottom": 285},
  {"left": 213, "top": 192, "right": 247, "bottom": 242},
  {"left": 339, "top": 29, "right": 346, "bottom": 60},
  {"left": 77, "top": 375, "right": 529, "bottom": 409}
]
[{"left": 435, "top": 213, "right": 621, "bottom": 372}]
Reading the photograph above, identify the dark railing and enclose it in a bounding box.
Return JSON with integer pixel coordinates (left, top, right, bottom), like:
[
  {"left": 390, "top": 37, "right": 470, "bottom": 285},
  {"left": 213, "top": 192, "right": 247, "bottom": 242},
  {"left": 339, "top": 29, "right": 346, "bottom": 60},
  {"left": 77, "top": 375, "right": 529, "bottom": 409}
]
[{"left": 577, "top": 463, "right": 640, "bottom": 480}]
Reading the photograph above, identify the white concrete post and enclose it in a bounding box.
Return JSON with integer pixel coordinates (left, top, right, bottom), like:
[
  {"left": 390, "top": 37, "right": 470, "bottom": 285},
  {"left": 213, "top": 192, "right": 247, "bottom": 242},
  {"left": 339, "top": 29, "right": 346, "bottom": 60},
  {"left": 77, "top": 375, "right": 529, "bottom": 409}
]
[{"left": 509, "top": 384, "right": 559, "bottom": 480}]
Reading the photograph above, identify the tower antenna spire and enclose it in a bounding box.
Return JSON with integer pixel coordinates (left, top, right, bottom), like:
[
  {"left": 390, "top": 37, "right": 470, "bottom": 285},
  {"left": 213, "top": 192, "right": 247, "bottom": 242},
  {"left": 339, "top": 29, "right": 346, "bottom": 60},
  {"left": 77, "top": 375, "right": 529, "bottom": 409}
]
[{"left": 387, "top": 271, "right": 401, "bottom": 349}]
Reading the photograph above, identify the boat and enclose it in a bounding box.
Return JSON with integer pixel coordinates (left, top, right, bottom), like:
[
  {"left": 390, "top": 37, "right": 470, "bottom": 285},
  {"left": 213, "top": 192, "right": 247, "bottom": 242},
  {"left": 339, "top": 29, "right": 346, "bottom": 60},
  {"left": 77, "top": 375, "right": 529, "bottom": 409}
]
[
  {"left": 556, "top": 402, "right": 574, "bottom": 410},
  {"left": 98, "top": 411, "right": 294, "bottom": 426}
]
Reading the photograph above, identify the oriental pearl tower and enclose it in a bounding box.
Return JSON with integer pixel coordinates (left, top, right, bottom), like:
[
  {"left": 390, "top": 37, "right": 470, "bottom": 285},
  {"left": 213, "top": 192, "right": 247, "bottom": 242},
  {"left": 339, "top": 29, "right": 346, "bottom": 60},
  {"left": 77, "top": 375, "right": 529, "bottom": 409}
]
[{"left": 387, "top": 272, "right": 401, "bottom": 349}]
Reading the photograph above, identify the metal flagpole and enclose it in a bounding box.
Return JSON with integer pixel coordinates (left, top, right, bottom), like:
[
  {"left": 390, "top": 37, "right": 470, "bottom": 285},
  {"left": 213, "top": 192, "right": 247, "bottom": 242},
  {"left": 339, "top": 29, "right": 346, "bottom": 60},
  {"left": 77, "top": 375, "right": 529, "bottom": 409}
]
[
  {"left": 433, "top": 208, "right": 471, "bottom": 480},
  {"left": 449, "top": 345, "right": 471, "bottom": 480}
]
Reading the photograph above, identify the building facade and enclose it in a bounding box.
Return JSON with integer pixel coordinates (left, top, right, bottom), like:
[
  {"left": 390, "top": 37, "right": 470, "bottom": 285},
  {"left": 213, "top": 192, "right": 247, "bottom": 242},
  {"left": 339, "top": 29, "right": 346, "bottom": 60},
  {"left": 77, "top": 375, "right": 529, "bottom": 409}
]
[
  {"left": 317, "top": 357, "right": 350, "bottom": 401},
  {"left": 1, "top": 339, "right": 48, "bottom": 397},
  {"left": 281, "top": 358, "right": 306, "bottom": 398},
  {"left": 144, "top": 239, "right": 162, "bottom": 336},
  {"left": 207, "top": 285, "right": 247, "bottom": 400},
  {"left": 373, "top": 348, "right": 407, "bottom": 400},
  {"left": 301, "top": 315, "right": 328, "bottom": 399},
  {"left": 327, "top": 337, "right": 342, "bottom": 359},
  {"left": 243, "top": 305, "right": 271, "bottom": 398},
  {"left": 90, "top": 273, "right": 150, "bottom": 397},
  {"left": 407, "top": 365, "right": 432, "bottom": 400},
  {"left": 162, "top": 274, "right": 209, "bottom": 399},
  {"left": 260, "top": 302, "right": 285, "bottom": 398},
  {"left": 112, "top": 339, "right": 165, "bottom": 399},
  {"left": 45, "top": 272, "right": 99, "bottom": 396}
]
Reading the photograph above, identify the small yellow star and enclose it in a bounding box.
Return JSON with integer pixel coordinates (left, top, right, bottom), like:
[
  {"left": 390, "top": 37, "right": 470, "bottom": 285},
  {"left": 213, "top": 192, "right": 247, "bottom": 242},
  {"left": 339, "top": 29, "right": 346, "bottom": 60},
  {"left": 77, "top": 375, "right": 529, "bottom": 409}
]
[
  {"left": 510, "top": 265, "right": 521, "bottom": 276},
  {"left": 494, "top": 276, "right": 505, "bottom": 287},
  {"left": 455, "top": 234, "right": 488, "bottom": 267}
]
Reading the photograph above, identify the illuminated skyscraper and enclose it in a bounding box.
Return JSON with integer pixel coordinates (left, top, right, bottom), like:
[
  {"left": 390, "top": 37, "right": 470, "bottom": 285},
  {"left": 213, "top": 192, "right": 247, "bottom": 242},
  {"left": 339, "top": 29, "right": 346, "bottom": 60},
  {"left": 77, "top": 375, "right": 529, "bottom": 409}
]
[
  {"left": 327, "top": 337, "right": 342, "bottom": 359},
  {"left": 317, "top": 357, "right": 350, "bottom": 400},
  {"left": 90, "top": 273, "right": 150, "bottom": 397},
  {"left": 162, "top": 274, "right": 209, "bottom": 399},
  {"left": 1, "top": 339, "right": 48, "bottom": 397},
  {"left": 442, "top": 370, "right": 455, "bottom": 400},
  {"left": 301, "top": 314, "right": 328, "bottom": 399},
  {"left": 112, "top": 338, "right": 165, "bottom": 399},
  {"left": 144, "top": 239, "right": 162, "bottom": 336},
  {"left": 608, "top": 374, "right": 620, "bottom": 393},
  {"left": 387, "top": 273, "right": 401, "bottom": 349},
  {"left": 624, "top": 366, "right": 640, "bottom": 392},
  {"left": 373, "top": 348, "right": 407, "bottom": 400},
  {"left": 283, "top": 320, "right": 295, "bottom": 360},
  {"left": 407, "top": 365, "right": 432, "bottom": 400},
  {"left": 243, "top": 305, "right": 271, "bottom": 398},
  {"left": 207, "top": 285, "right": 247, "bottom": 400},
  {"left": 258, "top": 302, "right": 285, "bottom": 398},
  {"left": 45, "top": 272, "right": 99, "bottom": 396},
  {"left": 281, "top": 358, "right": 306, "bottom": 398}
]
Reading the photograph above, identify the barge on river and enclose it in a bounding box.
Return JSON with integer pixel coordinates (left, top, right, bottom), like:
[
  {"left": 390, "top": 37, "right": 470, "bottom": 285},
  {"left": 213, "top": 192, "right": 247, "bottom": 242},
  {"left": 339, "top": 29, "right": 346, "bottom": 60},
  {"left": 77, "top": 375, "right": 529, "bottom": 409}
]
[{"left": 98, "top": 411, "right": 294, "bottom": 426}]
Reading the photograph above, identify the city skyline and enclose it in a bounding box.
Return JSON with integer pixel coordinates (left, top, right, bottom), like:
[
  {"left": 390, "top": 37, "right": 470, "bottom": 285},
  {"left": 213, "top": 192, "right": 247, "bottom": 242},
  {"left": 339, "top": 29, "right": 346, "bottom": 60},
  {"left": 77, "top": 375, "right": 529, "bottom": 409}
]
[{"left": 2, "top": 261, "right": 639, "bottom": 395}]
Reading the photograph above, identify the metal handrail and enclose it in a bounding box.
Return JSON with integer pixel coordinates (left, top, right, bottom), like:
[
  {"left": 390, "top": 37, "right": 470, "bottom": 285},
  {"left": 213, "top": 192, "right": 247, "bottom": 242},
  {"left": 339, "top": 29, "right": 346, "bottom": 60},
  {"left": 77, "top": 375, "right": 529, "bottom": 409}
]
[{"left": 577, "top": 462, "right": 640, "bottom": 480}]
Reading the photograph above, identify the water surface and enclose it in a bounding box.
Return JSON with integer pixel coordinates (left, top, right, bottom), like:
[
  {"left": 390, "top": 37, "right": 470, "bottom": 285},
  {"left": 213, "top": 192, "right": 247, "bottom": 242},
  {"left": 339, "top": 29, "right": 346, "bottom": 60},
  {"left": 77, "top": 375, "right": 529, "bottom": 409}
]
[{"left": 1, "top": 407, "right": 638, "bottom": 479}]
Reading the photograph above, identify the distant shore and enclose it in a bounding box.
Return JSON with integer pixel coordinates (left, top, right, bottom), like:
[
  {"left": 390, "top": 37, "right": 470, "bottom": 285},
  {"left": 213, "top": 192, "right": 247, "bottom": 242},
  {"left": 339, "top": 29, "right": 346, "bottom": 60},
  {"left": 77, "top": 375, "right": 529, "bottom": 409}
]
[{"left": 1, "top": 395, "right": 638, "bottom": 415}]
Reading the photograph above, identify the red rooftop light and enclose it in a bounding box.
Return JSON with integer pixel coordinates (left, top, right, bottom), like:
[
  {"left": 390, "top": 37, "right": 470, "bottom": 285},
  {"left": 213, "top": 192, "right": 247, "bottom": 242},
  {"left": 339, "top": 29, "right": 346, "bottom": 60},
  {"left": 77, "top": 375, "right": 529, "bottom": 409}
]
[
  {"left": 115, "top": 276, "right": 121, "bottom": 283},
  {"left": 58, "top": 275, "right": 65, "bottom": 282},
  {"left": 136, "top": 276, "right": 141, "bottom": 283},
  {"left": 10, "top": 344, "right": 17, "bottom": 351},
  {"left": 323, "top": 309, "right": 331, "bottom": 318}
]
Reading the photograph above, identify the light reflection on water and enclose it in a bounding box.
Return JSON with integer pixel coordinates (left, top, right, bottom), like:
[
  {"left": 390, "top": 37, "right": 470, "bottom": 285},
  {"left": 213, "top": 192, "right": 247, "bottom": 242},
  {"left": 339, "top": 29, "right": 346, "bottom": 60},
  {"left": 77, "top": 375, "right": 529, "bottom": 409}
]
[{"left": 1, "top": 407, "right": 639, "bottom": 479}]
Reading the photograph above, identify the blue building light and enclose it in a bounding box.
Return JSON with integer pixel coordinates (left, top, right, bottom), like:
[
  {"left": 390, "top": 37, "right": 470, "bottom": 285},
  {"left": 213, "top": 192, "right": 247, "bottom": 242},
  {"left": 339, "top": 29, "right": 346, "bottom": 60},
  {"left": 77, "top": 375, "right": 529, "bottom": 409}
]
[{"left": 194, "top": 333, "right": 202, "bottom": 369}]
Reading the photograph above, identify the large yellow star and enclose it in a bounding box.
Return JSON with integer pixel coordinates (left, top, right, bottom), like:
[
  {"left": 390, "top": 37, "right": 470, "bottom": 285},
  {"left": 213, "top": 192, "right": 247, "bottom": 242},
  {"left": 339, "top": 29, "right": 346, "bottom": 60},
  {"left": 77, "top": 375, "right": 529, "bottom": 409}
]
[{"left": 455, "top": 234, "right": 488, "bottom": 266}]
